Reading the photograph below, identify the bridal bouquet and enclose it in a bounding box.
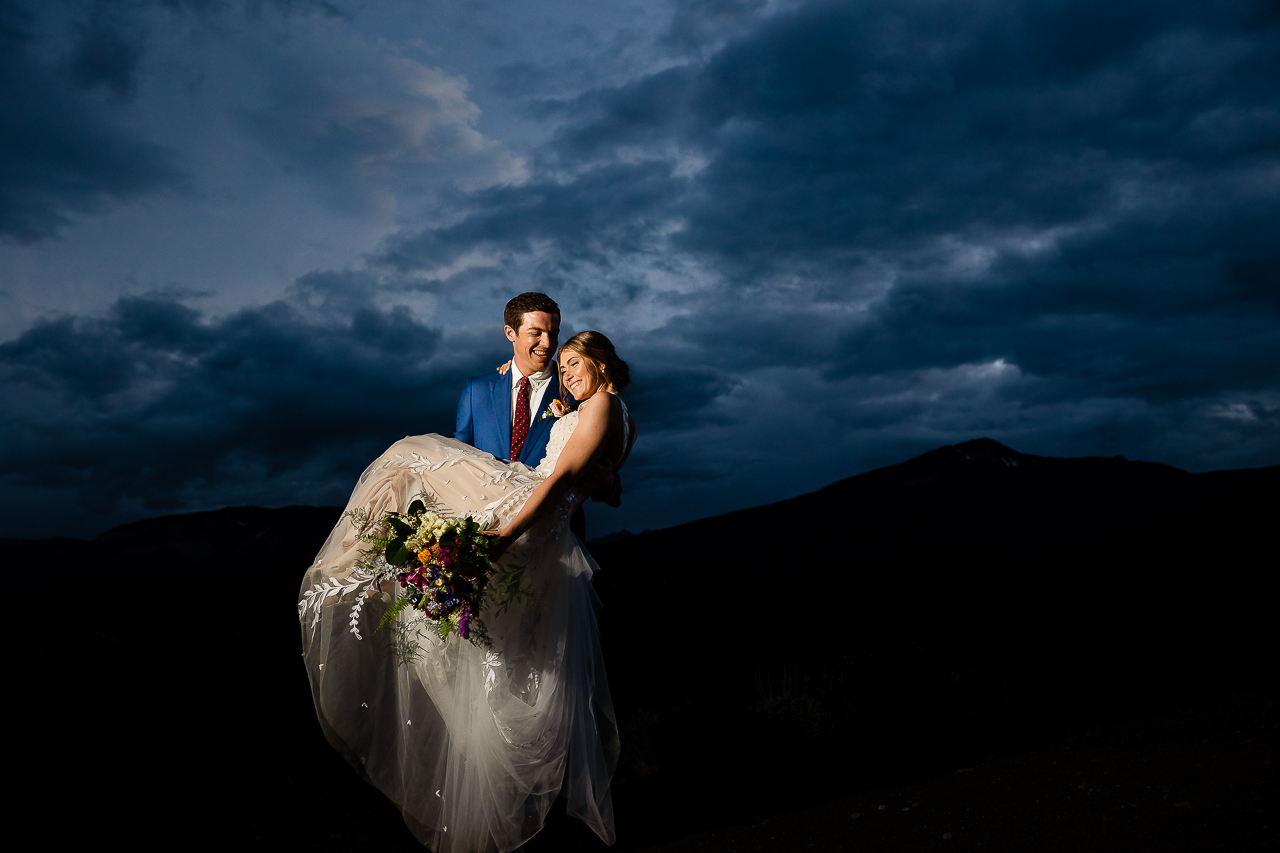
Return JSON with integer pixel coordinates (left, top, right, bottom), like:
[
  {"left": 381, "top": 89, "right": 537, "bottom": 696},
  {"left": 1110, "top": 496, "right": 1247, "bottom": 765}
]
[
  {"left": 300, "top": 494, "right": 535, "bottom": 661},
  {"left": 366, "top": 498, "right": 499, "bottom": 648}
]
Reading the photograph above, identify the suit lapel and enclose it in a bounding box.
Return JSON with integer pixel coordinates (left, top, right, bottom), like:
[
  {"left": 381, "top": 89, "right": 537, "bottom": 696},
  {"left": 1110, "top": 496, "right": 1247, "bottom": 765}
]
[
  {"left": 519, "top": 403, "right": 555, "bottom": 464},
  {"left": 488, "top": 371, "right": 511, "bottom": 458}
]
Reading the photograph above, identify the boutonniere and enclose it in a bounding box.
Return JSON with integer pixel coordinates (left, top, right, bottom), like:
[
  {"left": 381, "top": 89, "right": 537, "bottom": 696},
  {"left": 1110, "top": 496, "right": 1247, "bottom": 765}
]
[{"left": 540, "top": 398, "right": 573, "bottom": 420}]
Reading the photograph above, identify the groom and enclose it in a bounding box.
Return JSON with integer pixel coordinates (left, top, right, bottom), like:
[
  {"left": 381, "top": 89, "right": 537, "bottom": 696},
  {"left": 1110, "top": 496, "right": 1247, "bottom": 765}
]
[{"left": 454, "top": 292, "right": 615, "bottom": 538}]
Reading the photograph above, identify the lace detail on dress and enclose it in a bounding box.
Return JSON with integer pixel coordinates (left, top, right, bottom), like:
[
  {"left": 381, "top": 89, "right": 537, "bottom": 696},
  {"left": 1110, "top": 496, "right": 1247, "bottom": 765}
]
[
  {"left": 372, "top": 440, "right": 493, "bottom": 477},
  {"left": 534, "top": 411, "right": 579, "bottom": 477},
  {"left": 371, "top": 439, "right": 551, "bottom": 528}
]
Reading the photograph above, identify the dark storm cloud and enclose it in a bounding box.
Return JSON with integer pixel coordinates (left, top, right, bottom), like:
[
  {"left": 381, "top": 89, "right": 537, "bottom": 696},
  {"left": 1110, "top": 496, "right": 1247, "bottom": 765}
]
[
  {"left": 663, "top": 0, "right": 766, "bottom": 51},
  {"left": 0, "top": 0, "right": 348, "bottom": 243},
  {"left": 0, "top": 274, "right": 482, "bottom": 536},
  {"left": 365, "top": 0, "right": 1279, "bottom": 533},
  {"left": 0, "top": 3, "right": 181, "bottom": 242},
  {"left": 670, "top": 0, "right": 1280, "bottom": 262},
  {"left": 381, "top": 160, "right": 686, "bottom": 272},
  {"left": 237, "top": 48, "right": 492, "bottom": 204},
  {"left": 384, "top": 0, "right": 1280, "bottom": 398},
  {"left": 401, "top": 0, "right": 1280, "bottom": 268},
  {"left": 67, "top": 5, "right": 146, "bottom": 98}
]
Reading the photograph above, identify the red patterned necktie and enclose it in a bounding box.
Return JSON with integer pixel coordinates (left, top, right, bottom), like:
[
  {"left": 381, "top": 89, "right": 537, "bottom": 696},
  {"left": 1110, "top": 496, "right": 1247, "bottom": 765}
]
[{"left": 510, "top": 376, "right": 531, "bottom": 460}]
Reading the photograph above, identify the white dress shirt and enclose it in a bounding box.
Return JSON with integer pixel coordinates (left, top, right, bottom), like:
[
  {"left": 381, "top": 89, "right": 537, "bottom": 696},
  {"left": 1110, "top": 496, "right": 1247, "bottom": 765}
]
[{"left": 510, "top": 362, "right": 556, "bottom": 430}]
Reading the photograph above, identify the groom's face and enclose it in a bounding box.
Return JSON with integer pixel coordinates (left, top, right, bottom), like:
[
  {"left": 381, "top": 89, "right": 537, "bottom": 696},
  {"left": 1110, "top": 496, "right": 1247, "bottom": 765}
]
[{"left": 505, "top": 310, "right": 561, "bottom": 376}]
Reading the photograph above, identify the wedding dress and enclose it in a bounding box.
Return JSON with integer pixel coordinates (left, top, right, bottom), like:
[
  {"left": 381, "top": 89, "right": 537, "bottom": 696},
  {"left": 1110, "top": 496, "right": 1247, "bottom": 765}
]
[{"left": 298, "top": 396, "right": 625, "bottom": 852}]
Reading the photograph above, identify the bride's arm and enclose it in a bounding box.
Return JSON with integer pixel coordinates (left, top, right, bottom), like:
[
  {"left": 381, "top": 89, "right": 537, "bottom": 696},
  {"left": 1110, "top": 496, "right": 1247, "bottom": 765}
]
[{"left": 494, "top": 396, "right": 615, "bottom": 550}]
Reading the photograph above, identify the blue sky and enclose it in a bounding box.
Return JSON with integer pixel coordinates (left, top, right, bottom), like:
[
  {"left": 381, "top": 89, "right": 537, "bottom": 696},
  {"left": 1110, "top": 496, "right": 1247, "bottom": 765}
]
[{"left": 2, "top": 0, "right": 1277, "bottom": 538}]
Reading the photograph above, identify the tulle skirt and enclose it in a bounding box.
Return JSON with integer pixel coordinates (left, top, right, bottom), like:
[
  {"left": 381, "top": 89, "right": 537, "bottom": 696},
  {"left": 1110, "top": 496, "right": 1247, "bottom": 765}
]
[{"left": 298, "top": 434, "right": 618, "bottom": 852}]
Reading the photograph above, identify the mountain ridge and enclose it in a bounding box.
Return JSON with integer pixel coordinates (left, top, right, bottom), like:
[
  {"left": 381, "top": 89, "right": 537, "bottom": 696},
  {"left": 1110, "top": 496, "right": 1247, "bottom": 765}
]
[
  {"left": 589, "top": 437, "right": 1275, "bottom": 567},
  {"left": 4, "top": 438, "right": 1270, "bottom": 568}
]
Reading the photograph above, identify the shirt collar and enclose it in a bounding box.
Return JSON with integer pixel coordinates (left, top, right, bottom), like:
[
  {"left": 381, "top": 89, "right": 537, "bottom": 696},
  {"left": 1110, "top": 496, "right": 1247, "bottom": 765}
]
[{"left": 511, "top": 360, "right": 556, "bottom": 387}]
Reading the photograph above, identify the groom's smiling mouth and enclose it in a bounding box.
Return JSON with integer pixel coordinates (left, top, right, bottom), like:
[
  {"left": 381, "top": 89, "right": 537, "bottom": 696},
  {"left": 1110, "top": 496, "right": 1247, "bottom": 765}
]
[{"left": 528, "top": 346, "right": 553, "bottom": 369}]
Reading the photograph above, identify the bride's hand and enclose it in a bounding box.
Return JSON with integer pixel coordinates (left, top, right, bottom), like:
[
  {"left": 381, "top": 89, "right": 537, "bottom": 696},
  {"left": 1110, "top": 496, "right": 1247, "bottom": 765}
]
[{"left": 495, "top": 360, "right": 511, "bottom": 375}]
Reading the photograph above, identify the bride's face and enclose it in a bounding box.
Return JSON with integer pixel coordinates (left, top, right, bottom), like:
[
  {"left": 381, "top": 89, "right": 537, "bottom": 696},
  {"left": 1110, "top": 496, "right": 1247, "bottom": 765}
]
[{"left": 560, "top": 349, "right": 603, "bottom": 401}]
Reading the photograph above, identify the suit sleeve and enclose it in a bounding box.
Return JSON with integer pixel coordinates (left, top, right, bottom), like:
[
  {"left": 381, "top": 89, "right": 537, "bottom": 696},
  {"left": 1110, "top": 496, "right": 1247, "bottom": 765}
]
[{"left": 455, "top": 378, "right": 476, "bottom": 446}]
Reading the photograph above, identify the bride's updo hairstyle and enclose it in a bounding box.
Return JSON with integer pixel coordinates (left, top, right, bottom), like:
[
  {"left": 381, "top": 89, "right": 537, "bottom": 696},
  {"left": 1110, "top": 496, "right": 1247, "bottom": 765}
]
[{"left": 559, "top": 331, "right": 630, "bottom": 391}]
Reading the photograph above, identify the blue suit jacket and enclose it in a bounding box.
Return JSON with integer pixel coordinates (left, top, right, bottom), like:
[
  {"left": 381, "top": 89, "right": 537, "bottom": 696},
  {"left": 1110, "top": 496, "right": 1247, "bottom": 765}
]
[{"left": 455, "top": 370, "right": 560, "bottom": 466}]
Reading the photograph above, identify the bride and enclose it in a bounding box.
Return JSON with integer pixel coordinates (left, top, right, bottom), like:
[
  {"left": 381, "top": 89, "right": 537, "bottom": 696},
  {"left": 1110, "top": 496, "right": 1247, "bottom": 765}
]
[{"left": 299, "top": 331, "right": 636, "bottom": 852}]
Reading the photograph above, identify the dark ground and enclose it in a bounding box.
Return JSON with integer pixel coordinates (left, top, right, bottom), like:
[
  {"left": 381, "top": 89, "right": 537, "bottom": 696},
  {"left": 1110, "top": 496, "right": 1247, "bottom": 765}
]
[
  {"left": 16, "top": 439, "right": 1277, "bottom": 851},
  {"left": 195, "top": 690, "right": 1279, "bottom": 852},
  {"left": 615, "top": 693, "right": 1277, "bottom": 853},
  {"left": 76, "top": 635, "right": 1277, "bottom": 853}
]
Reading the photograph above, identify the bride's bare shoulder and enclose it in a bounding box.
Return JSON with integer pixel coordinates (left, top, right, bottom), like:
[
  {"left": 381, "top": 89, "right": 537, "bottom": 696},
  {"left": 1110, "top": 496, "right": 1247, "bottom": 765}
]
[
  {"left": 597, "top": 391, "right": 627, "bottom": 422},
  {"left": 580, "top": 391, "right": 620, "bottom": 412}
]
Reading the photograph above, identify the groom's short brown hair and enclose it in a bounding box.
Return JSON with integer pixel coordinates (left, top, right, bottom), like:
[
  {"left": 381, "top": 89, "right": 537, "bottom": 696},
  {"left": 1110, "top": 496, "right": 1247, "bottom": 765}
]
[{"left": 504, "top": 292, "right": 560, "bottom": 331}]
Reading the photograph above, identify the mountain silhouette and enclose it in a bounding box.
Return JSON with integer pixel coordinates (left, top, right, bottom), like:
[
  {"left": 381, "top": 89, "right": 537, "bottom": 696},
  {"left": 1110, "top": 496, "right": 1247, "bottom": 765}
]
[{"left": 592, "top": 437, "right": 1271, "bottom": 567}]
